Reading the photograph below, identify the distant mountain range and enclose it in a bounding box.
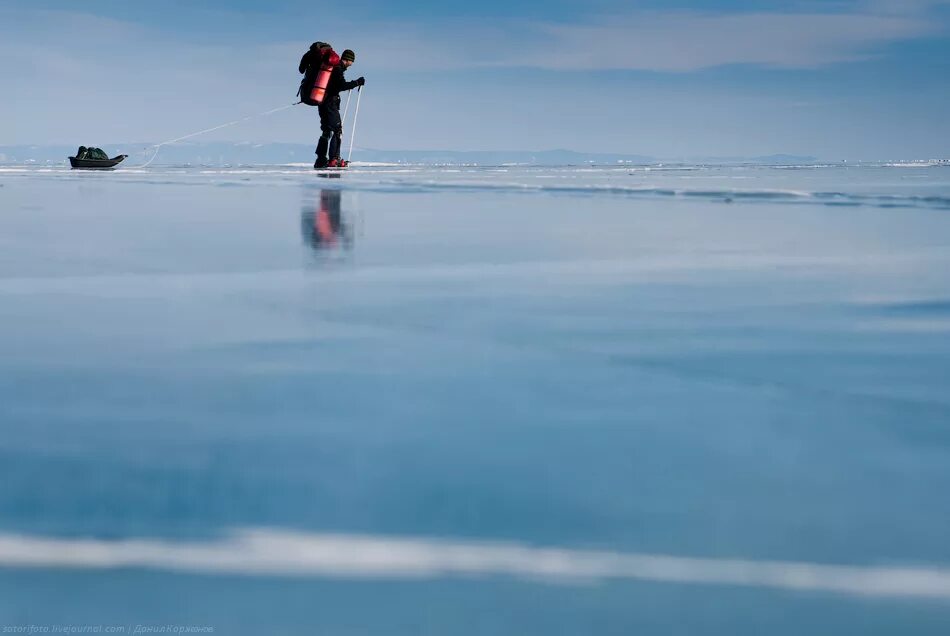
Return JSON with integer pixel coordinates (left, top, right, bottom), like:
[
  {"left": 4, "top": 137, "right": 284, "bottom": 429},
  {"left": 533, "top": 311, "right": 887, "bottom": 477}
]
[{"left": 0, "top": 143, "right": 822, "bottom": 166}]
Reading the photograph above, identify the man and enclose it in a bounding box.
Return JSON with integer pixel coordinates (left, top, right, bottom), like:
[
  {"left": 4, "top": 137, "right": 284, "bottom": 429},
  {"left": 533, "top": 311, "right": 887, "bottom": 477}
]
[{"left": 314, "top": 49, "right": 365, "bottom": 169}]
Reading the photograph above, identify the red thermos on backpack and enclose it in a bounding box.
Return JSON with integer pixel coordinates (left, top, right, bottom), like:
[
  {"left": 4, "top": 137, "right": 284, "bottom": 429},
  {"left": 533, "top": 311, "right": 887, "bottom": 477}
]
[{"left": 310, "top": 50, "right": 340, "bottom": 105}]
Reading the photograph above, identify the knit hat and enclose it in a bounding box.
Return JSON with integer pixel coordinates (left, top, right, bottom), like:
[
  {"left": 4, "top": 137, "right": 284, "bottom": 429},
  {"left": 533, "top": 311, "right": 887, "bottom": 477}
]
[{"left": 341, "top": 49, "right": 356, "bottom": 62}]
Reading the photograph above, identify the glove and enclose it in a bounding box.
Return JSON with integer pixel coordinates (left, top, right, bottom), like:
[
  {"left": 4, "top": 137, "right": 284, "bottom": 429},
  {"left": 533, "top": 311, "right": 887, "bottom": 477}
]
[{"left": 356, "top": 77, "right": 365, "bottom": 87}]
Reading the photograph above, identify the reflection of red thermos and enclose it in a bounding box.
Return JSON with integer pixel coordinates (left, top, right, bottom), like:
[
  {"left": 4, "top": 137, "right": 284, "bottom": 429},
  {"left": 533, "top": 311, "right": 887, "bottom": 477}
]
[
  {"left": 302, "top": 189, "right": 350, "bottom": 251},
  {"left": 310, "top": 50, "right": 340, "bottom": 105},
  {"left": 315, "top": 190, "right": 337, "bottom": 246}
]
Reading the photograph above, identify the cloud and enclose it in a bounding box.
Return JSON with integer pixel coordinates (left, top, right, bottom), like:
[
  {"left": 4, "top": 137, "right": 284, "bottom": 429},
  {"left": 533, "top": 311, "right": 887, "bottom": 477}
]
[
  {"left": 0, "top": 9, "right": 311, "bottom": 143},
  {"left": 0, "top": 5, "right": 946, "bottom": 151},
  {"left": 3, "top": 528, "right": 950, "bottom": 599},
  {"left": 511, "top": 12, "right": 937, "bottom": 71},
  {"left": 5, "top": 6, "right": 941, "bottom": 78},
  {"left": 859, "top": 0, "right": 950, "bottom": 16},
  {"left": 321, "top": 8, "right": 944, "bottom": 72}
]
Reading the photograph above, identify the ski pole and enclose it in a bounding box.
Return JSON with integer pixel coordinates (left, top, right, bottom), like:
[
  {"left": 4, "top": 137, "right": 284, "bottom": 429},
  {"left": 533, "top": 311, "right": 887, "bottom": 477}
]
[
  {"left": 347, "top": 86, "right": 362, "bottom": 164},
  {"left": 341, "top": 91, "right": 353, "bottom": 126}
]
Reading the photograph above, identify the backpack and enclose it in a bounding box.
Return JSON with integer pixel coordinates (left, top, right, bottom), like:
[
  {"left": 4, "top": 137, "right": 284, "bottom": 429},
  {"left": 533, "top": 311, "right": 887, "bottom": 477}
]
[
  {"left": 75, "top": 146, "right": 106, "bottom": 160},
  {"left": 298, "top": 42, "right": 337, "bottom": 106},
  {"left": 81, "top": 147, "right": 107, "bottom": 160}
]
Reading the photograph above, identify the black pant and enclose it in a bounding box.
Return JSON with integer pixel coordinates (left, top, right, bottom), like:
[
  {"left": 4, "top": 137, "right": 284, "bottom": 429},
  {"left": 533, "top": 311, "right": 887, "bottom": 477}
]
[{"left": 316, "top": 96, "right": 343, "bottom": 163}]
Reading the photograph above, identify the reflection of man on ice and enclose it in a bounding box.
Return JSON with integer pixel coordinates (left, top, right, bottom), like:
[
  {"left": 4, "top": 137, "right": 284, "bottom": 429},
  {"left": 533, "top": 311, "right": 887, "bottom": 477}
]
[{"left": 301, "top": 189, "right": 352, "bottom": 250}]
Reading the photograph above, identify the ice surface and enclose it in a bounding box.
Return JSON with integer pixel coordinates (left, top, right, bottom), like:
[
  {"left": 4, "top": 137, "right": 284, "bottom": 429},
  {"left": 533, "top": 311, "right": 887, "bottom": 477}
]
[{"left": 1, "top": 164, "right": 950, "bottom": 634}]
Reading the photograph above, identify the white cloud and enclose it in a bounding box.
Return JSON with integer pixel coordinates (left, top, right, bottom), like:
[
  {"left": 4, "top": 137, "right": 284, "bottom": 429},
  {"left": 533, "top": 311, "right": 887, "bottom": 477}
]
[
  {"left": 510, "top": 12, "right": 936, "bottom": 71},
  {"left": 0, "top": 5, "right": 946, "bottom": 151},
  {"left": 860, "top": 0, "right": 950, "bottom": 15},
  {"left": 320, "top": 8, "right": 943, "bottom": 72},
  {"left": 2, "top": 527, "right": 950, "bottom": 599},
  {"left": 3, "top": 6, "right": 942, "bottom": 78}
]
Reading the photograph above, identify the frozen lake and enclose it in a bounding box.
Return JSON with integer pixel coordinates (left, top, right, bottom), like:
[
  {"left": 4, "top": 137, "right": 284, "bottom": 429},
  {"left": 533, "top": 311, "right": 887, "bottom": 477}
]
[{"left": 1, "top": 163, "right": 950, "bottom": 634}]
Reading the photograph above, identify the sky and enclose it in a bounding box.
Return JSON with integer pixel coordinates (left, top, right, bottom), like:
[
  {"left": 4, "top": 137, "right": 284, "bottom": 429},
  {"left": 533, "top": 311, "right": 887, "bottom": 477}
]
[{"left": 1, "top": 0, "right": 948, "bottom": 159}]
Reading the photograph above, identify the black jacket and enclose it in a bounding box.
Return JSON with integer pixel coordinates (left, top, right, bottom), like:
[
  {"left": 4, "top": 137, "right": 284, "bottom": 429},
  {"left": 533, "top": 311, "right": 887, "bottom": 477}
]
[{"left": 324, "top": 65, "right": 360, "bottom": 102}]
